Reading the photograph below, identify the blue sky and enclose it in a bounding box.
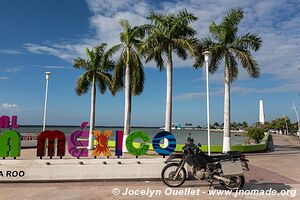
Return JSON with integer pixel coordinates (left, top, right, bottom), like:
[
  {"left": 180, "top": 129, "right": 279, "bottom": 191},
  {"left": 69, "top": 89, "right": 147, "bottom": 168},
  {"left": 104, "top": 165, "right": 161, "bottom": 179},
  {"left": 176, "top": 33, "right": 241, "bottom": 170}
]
[{"left": 0, "top": 0, "right": 300, "bottom": 126}]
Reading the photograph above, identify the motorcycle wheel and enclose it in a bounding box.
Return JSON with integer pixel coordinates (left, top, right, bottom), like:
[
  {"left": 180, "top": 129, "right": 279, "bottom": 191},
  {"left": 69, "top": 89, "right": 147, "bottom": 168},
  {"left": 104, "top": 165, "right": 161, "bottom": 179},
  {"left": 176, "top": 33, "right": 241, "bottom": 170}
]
[
  {"left": 161, "top": 163, "right": 186, "bottom": 187},
  {"left": 220, "top": 175, "right": 245, "bottom": 190}
]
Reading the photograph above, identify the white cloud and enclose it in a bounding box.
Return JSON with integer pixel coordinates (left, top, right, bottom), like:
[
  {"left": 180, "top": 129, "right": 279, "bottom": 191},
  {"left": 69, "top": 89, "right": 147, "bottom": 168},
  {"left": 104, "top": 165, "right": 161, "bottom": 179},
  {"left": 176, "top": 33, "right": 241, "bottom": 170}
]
[
  {"left": 44, "top": 66, "right": 66, "bottom": 69},
  {"left": 0, "top": 49, "right": 22, "bottom": 55},
  {"left": 0, "top": 103, "right": 18, "bottom": 110},
  {"left": 23, "top": 0, "right": 300, "bottom": 95},
  {"left": 174, "top": 92, "right": 203, "bottom": 101},
  {"left": 174, "top": 82, "right": 300, "bottom": 101},
  {"left": 0, "top": 77, "right": 10, "bottom": 80},
  {"left": 4, "top": 66, "right": 23, "bottom": 73},
  {"left": 24, "top": 43, "right": 75, "bottom": 62}
]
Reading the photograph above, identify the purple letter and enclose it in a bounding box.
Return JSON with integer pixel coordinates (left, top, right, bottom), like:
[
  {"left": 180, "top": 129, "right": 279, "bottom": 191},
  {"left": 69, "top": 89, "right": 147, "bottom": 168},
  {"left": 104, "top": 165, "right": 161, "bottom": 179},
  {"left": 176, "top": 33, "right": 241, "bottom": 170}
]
[{"left": 68, "top": 122, "right": 89, "bottom": 158}]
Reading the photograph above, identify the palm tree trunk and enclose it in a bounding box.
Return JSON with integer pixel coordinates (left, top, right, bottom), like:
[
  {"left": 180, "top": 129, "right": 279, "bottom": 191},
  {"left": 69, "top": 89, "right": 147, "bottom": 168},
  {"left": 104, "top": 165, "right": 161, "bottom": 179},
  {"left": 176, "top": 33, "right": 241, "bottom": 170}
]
[
  {"left": 123, "top": 48, "right": 132, "bottom": 152},
  {"left": 222, "top": 63, "right": 231, "bottom": 152},
  {"left": 164, "top": 47, "right": 173, "bottom": 147},
  {"left": 87, "top": 75, "right": 96, "bottom": 150}
]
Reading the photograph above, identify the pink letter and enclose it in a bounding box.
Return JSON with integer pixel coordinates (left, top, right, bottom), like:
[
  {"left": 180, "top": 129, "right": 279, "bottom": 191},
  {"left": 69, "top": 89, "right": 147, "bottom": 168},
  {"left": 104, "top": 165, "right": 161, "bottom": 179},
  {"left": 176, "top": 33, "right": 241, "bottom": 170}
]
[
  {"left": 11, "top": 116, "right": 19, "bottom": 128},
  {"left": 0, "top": 116, "right": 10, "bottom": 128}
]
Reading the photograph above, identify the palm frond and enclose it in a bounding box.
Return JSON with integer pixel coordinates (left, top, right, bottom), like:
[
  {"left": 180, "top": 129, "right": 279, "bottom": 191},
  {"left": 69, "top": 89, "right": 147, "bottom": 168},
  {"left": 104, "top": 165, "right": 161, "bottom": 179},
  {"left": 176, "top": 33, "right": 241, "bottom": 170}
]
[
  {"left": 130, "top": 49, "right": 145, "bottom": 95},
  {"left": 173, "top": 37, "right": 199, "bottom": 57},
  {"left": 73, "top": 57, "right": 89, "bottom": 69},
  {"left": 73, "top": 44, "right": 116, "bottom": 96},
  {"left": 144, "top": 9, "right": 198, "bottom": 70},
  {"left": 85, "top": 48, "right": 95, "bottom": 67},
  {"left": 75, "top": 72, "right": 90, "bottom": 96},
  {"left": 228, "top": 52, "right": 238, "bottom": 82},
  {"left": 113, "top": 48, "right": 127, "bottom": 92},
  {"left": 209, "top": 22, "right": 223, "bottom": 41},
  {"left": 230, "top": 47, "right": 260, "bottom": 78},
  {"left": 234, "top": 33, "right": 262, "bottom": 51},
  {"left": 208, "top": 45, "right": 225, "bottom": 74},
  {"left": 96, "top": 71, "right": 113, "bottom": 94},
  {"left": 221, "top": 7, "right": 244, "bottom": 32},
  {"left": 147, "top": 10, "right": 165, "bottom": 27}
]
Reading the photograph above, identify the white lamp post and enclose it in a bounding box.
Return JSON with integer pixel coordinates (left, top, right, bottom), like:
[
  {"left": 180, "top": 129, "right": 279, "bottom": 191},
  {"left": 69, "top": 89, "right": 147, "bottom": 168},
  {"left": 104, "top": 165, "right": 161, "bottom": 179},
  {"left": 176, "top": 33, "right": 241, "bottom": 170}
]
[
  {"left": 292, "top": 102, "right": 300, "bottom": 134},
  {"left": 43, "top": 72, "right": 51, "bottom": 131},
  {"left": 202, "top": 51, "right": 212, "bottom": 155}
]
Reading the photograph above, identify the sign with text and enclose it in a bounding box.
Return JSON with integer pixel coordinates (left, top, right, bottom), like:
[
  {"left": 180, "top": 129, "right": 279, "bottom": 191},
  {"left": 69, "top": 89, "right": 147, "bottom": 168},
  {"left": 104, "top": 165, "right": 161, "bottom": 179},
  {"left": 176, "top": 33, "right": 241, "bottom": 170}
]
[{"left": 0, "top": 117, "right": 177, "bottom": 159}]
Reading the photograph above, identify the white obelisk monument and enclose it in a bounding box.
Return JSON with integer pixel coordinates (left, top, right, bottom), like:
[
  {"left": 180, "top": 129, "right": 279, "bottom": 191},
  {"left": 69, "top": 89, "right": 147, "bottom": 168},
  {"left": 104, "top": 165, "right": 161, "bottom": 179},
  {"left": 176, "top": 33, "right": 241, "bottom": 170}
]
[{"left": 259, "top": 100, "right": 265, "bottom": 124}]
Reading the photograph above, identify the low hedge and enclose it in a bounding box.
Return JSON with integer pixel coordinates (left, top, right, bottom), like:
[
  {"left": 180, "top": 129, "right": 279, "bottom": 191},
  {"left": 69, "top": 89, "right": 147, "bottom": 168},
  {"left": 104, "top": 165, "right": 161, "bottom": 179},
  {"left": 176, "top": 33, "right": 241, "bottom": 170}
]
[{"left": 107, "top": 133, "right": 270, "bottom": 153}]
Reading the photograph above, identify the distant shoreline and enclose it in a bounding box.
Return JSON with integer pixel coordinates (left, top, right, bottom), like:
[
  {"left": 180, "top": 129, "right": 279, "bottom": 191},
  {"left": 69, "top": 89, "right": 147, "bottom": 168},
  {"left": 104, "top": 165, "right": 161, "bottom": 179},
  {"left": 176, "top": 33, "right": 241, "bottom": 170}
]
[{"left": 1, "top": 126, "right": 247, "bottom": 134}]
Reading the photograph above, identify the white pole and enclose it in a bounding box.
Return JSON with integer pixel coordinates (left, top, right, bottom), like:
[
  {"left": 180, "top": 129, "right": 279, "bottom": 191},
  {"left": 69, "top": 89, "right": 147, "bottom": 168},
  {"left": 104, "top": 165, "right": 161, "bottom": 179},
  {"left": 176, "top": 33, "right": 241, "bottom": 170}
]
[
  {"left": 292, "top": 102, "right": 300, "bottom": 133},
  {"left": 43, "top": 72, "right": 51, "bottom": 131},
  {"left": 203, "top": 51, "right": 211, "bottom": 155}
]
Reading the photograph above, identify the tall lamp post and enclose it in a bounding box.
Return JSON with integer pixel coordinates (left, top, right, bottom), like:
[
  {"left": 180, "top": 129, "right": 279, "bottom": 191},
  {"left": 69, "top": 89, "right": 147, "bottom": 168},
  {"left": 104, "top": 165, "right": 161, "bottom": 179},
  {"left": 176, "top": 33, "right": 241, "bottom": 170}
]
[
  {"left": 203, "top": 51, "right": 212, "bottom": 155},
  {"left": 292, "top": 102, "right": 300, "bottom": 134},
  {"left": 43, "top": 72, "right": 51, "bottom": 131}
]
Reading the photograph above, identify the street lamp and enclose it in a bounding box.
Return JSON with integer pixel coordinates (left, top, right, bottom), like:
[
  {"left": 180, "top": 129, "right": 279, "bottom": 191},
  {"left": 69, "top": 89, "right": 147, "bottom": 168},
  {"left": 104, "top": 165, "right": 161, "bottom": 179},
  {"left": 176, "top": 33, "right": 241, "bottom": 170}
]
[
  {"left": 43, "top": 72, "right": 51, "bottom": 131},
  {"left": 202, "top": 51, "right": 212, "bottom": 155},
  {"left": 292, "top": 102, "right": 300, "bottom": 134}
]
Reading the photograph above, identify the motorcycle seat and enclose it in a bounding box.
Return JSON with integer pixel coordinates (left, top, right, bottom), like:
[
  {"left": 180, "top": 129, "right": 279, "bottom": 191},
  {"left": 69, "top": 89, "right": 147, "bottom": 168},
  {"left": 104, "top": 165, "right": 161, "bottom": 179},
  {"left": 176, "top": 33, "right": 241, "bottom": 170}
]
[{"left": 210, "top": 155, "right": 231, "bottom": 162}]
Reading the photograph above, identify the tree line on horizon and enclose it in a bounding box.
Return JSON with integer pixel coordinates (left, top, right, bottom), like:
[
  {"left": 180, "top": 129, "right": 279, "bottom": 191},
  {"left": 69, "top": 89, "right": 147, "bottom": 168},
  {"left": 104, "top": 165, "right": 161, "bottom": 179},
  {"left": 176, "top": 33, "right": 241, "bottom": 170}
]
[{"left": 73, "top": 7, "right": 262, "bottom": 152}]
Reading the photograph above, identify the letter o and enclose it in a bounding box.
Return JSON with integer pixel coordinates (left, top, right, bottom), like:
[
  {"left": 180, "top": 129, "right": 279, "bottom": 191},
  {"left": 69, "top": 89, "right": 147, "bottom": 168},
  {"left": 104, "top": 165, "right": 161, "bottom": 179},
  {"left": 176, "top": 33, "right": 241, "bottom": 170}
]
[
  {"left": 165, "top": 188, "right": 172, "bottom": 195},
  {"left": 12, "top": 171, "right": 18, "bottom": 177},
  {"left": 152, "top": 131, "right": 176, "bottom": 156},
  {"left": 19, "top": 171, "right": 25, "bottom": 177},
  {"left": 125, "top": 131, "right": 150, "bottom": 156}
]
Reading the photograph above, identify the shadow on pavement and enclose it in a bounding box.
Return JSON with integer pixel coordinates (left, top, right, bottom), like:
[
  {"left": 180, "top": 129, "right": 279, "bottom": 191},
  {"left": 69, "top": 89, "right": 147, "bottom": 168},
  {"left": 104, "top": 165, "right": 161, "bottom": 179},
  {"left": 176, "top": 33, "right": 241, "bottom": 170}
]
[{"left": 246, "top": 180, "right": 293, "bottom": 192}]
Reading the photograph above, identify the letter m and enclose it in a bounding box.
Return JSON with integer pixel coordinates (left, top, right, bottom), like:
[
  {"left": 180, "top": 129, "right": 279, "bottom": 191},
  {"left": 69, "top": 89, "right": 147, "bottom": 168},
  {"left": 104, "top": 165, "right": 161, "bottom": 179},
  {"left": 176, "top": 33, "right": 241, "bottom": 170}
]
[{"left": 37, "top": 130, "right": 66, "bottom": 159}]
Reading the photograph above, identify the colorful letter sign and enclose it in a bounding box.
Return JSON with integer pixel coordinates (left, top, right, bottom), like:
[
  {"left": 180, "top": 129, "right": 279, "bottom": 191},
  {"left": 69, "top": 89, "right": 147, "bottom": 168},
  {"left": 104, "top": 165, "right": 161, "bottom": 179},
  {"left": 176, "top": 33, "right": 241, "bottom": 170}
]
[
  {"left": 125, "top": 131, "right": 150, "bottom": 156},
  {"left": 68, "top": 123, "right": 89, "bottom": 158},
  {"left": 0, "top": 116, "right": 10, "bottom": 128},
  {"left": 115, "top": 130, "right": 123, "bottom": 157},
  {"left": 0, "top": 130, "right": 21, "bottom": 158},
  {"left": 0, "top": 116, "right": 19, "bottom": 128},
  {"left": 152, "top": 131, "right": 176, "bottom": 156},
  {"left": 0, "top": 117, "right": 179, "bottom": 159},
  {"left": 92, "top": 130, "right": 112, "bottom": 157},
  {"left": 37, "top": 130, "right": 66, "bottom": 159}
]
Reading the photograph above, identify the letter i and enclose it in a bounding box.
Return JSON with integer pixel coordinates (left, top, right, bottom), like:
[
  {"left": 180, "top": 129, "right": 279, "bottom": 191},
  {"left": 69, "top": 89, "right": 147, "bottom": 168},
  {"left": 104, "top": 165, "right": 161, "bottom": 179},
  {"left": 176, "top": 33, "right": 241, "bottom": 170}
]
[{"left": 115, "top": 130, "right": 123, "bottom": 157}]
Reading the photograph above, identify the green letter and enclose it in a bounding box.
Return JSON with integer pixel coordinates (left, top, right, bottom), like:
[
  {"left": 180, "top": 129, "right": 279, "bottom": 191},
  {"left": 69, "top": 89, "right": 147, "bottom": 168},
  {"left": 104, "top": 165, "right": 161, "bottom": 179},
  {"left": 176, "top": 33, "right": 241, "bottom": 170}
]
[{"left": 125, "top": 131, "right": 150, "bottom": 156}]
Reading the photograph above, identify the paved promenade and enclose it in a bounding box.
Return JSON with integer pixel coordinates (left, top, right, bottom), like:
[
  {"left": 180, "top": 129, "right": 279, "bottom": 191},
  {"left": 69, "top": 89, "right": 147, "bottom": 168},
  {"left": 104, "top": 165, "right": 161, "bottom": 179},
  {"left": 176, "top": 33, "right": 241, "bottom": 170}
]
[{"left": 0, "top": 134, "right": 300, "bottom": 200}]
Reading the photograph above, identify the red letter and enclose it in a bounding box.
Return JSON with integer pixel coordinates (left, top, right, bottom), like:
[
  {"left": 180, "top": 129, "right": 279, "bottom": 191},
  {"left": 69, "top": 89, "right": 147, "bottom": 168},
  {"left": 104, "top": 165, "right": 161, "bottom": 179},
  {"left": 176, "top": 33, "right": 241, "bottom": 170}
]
[{"left": 37, "top": 130, "right": 66, "bottom": 159}]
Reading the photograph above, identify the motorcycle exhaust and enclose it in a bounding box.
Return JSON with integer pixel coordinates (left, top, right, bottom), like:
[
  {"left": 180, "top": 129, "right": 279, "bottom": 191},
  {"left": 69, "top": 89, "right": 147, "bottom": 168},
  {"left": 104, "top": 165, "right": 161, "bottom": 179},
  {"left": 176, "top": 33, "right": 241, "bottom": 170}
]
[{"left": 213, "top": 175, "right": 231, "bottom": 183}]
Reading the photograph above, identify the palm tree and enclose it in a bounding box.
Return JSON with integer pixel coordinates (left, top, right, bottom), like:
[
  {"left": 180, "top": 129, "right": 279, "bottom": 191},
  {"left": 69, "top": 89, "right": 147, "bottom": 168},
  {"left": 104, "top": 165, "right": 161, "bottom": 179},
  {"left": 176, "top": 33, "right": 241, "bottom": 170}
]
[
  {"left": 112, "top": 20, "right": 146, "bottom": 151},
  {"left": 141, "top": 9, "right": 199, "bottom": 135},
  {"left": 195, "top": 8, "right": 262, "bottom": 152},
  {"left": 74, "top": 43, "right": 117, "bottom": 150}
]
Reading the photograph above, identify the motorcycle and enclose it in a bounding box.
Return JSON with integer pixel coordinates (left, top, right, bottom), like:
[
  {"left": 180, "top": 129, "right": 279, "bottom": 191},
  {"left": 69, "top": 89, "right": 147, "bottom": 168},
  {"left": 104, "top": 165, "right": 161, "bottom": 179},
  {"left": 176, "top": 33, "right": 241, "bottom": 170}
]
[{"left": 161, "top": 134, "right": 249, "bottom": 190}]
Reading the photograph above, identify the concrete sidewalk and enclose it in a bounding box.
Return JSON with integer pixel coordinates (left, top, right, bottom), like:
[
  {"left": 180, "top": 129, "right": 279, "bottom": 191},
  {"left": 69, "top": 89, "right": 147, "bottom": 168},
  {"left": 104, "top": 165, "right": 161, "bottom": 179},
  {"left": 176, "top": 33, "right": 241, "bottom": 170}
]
[{"left": 0, "top": 134, "right": 299, "bottom": 200}]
